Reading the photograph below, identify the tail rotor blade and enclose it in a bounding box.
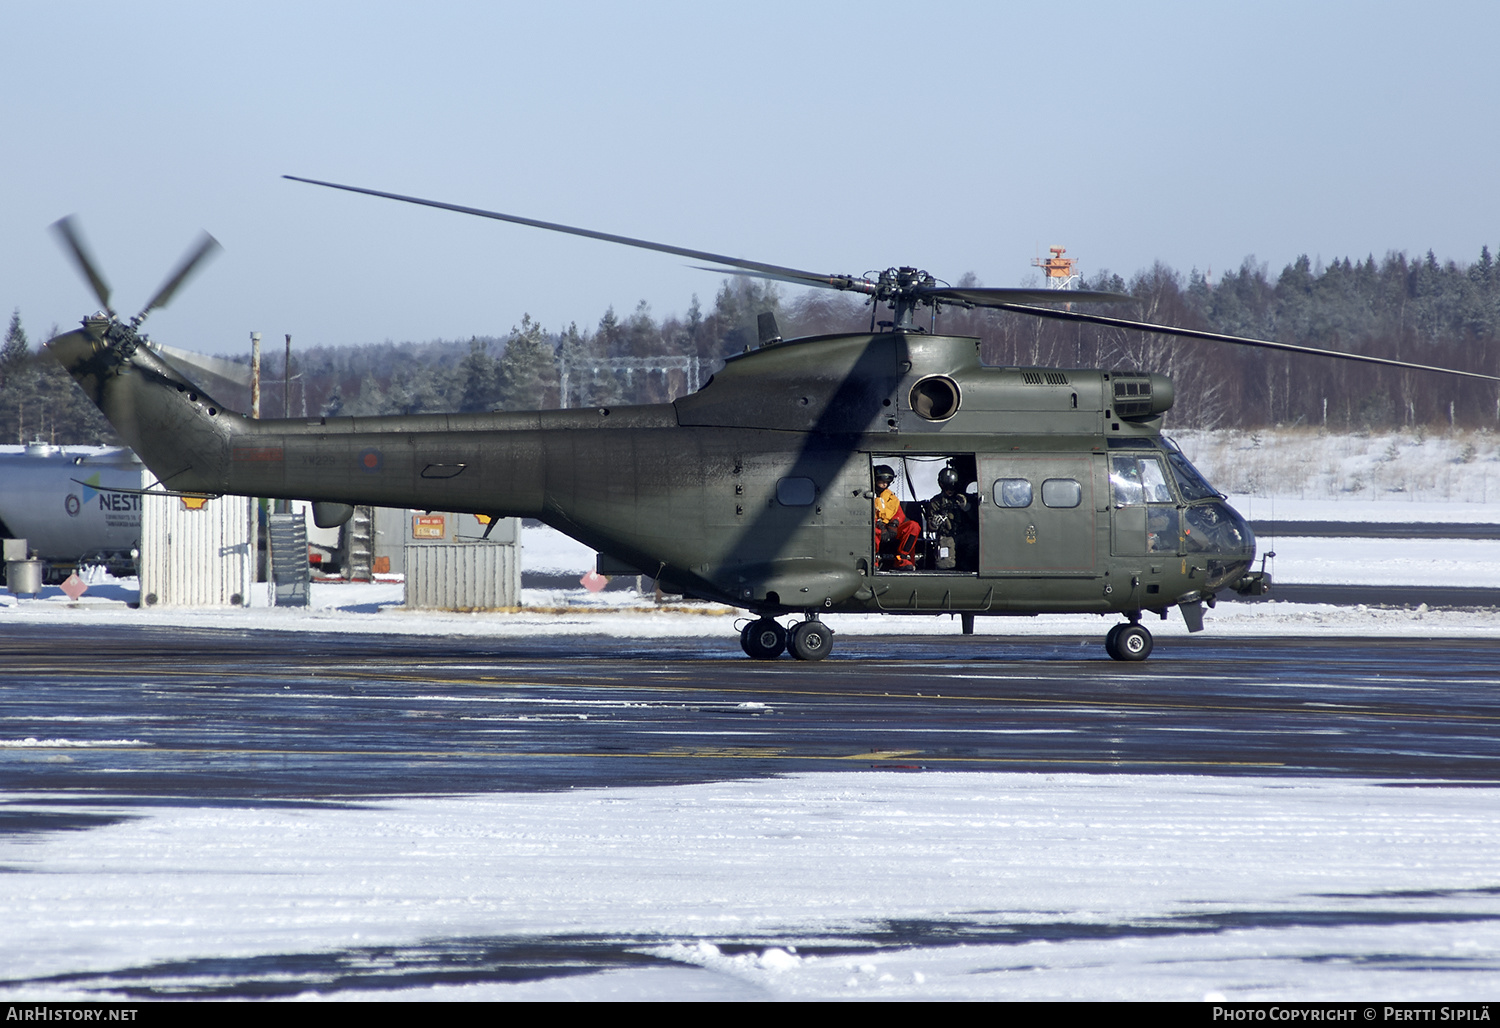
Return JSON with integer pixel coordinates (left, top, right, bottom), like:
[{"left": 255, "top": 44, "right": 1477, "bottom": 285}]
[
  {"left": 50, "top": 215, "right": 114, "bottom": 315},
  {"left": 137, "top": 232, "right": 221, "bottom": 322},
  {"left": 149, "top": 341, "right": 252, "bottom": 389}
]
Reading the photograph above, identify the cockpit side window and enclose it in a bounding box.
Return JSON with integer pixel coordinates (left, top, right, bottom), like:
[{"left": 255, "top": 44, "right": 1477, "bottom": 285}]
[
  {"left": 1141, "top": 458, "right": 1172, "bottom": 502},
  {"left": 1110, "top": 455, "right": 1173, "bottom": 506},
  {"left": 1110, "top": 456, "right": 1144, "bottom": 506}
]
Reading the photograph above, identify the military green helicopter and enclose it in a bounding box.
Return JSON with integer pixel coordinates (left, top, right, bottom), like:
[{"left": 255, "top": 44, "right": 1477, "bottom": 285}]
[{"left": 46, "top": 180, "right": 1500, "bottom": 661}]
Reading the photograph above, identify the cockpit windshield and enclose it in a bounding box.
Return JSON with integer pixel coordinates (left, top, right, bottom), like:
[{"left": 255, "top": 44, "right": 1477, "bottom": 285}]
[{"left": 1161, "top": 440, "right": 1222, "bottom": 501}]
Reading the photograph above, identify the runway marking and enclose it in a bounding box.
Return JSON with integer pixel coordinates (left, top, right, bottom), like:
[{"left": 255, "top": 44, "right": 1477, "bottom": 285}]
[
  {"left": 646, "top": 745, "right": 788, "bottom": 758},
  {"left": 211, "top": 670, "right": 1500, "bottom": 725},
  {"left": 1, "top": 742, "right": 1285, "bottom": 769},
  {"left": 15, "top": 647, "right": 1500, "bottom": 730},
  {"left": 19, "top": 661, "right": 1500, "bottom": 727}
]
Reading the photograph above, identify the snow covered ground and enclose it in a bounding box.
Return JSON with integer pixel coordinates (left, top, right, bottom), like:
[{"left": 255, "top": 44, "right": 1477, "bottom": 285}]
[
  {"left": 1176, "top": 427, "right": 1500, "bottom": 508},
  {"left": 2, "top": 775, "right": 1499, "bottom": 1001}
]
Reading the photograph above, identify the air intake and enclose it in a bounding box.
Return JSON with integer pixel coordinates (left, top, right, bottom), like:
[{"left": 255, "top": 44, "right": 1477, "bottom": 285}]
[{"left": 1110, "top": 373, "right": 1174, "bottom": 418}]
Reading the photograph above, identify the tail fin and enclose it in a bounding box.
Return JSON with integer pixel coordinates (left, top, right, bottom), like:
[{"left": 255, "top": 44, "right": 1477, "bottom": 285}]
[{"left": 48, "top": 320, "right": 244, "bottom": 494}]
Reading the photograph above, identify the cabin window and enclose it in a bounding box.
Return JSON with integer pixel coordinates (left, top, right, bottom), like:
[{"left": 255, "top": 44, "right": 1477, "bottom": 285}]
[
  {"left": 1041, "top": 478, "right": 1082, "bottom": 508},
  {"left": 993, "top": 478, "right": 1032, "bottom": 508},
  {"left": 909, "top": 376, "right": 961, "bottom": 421},
  {"left": 776, "top": 477, "right": 817, "bottom": 506}
]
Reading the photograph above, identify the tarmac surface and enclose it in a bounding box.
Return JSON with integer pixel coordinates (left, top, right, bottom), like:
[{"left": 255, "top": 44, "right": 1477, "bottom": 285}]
[
  {"left": 5, "top": 624, "right": 1500, "bottom": 810},
  {"left": 1249, "top": 521, "right": 1500, "bottom": 539},
  {"left": 5, "top": 623, "right": 1500, "bottom": 999},
  {"left": 1225, "top": 582, "right": 1500, "bottom": 607}
]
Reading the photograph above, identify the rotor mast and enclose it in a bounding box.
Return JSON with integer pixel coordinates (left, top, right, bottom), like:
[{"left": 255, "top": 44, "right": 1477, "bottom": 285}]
[{"left": 875, "top": 267, "right": 938, "bottom": 330}]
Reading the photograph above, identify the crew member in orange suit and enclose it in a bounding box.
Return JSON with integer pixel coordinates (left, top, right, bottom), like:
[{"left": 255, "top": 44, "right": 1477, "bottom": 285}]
[{"left": 873, "top": 464, "right": 920, "bottom": 570}]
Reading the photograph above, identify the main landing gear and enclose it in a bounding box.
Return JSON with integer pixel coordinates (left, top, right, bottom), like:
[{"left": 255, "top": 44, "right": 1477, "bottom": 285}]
[
  {"left": 739, "top": 616, "right": 833, "bottom": 661},
  {"left": 740, "top": 614, "right": 1152, "bottom": 662},
  {"left": 1104, "top": 619, "right": 1153, "bottom": 662}
]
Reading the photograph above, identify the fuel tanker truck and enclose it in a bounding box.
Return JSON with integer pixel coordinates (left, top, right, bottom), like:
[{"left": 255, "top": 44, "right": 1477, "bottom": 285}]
[{"left": 0, "top": 443, "right": 145, "bottom": 582}]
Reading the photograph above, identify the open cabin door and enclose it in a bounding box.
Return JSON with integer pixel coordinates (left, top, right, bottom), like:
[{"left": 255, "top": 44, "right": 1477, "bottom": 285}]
[{"left": 867, "top": 454, "right": 979, "bottom": 574}]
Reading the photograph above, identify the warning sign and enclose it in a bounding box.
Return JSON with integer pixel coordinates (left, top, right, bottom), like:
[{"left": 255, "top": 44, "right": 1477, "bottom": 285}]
[{"left": 412, "top": 515, "right": 446, "bottom": 539}]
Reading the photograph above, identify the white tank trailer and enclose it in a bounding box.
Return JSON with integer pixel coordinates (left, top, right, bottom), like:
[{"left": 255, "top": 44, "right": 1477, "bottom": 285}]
[{"left": 0, "top": 443, "right": 147, "bottom": 581}]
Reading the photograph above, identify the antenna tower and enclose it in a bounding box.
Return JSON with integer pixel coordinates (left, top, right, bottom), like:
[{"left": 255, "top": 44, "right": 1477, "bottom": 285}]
[{"left": 1032, "top": 246, "right": 1080, "bottom": 290}]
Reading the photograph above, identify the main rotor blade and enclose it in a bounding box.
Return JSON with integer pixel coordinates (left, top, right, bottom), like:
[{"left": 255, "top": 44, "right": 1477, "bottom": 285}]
[
  {"left": 689, "top": 265, "right": 875, "bottom": 293},
  {"left": 919, "top": 285, "right": 1133, "bottom": 306},
  {"left": 994, "top": 302, "right": 1500, "bottom": 383},
  {"left": 694, "top": 269, "right": 1137, "bottom": 308},
  {"left": 50, "top": 216, "right": 113, "bottom": 314},
  {"left": 137, "top": 232, "right": 222, "bottom": 320},
  {"left": 284, "top": 175, "right": 876, "bottom": 294}
]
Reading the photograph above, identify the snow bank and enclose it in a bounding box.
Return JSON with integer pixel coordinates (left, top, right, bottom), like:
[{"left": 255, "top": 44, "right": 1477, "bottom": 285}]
[{"left": 1, "top": 773, "right": 1496, "bottom": 1001}]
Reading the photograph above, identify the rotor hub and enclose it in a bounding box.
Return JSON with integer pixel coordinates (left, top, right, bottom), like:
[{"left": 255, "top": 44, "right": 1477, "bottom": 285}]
[
  {"left": 873, "top": 266, "right": 936, "bottom": 301},
  {"left": 871, "top": 267, "right": 940, "bottom": 327}
]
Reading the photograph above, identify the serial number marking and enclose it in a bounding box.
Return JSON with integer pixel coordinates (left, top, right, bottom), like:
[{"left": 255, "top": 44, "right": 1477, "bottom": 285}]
[{"left": 231, "top": 447, "right": 284, "bottom": 462}]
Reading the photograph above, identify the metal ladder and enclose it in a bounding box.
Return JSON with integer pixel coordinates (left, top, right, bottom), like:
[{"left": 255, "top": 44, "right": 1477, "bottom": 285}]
[
  {"left": 341, "top": 505, "right": 375, "bottom": 581},
  {"left": 267, "top": 512, "right": 309, "bottom": 607}
]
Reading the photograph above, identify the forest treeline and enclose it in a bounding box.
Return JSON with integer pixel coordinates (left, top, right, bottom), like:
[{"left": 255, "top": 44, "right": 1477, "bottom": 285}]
[{"left": 4, "top": 244, "right": 1498, "bottom": 445}]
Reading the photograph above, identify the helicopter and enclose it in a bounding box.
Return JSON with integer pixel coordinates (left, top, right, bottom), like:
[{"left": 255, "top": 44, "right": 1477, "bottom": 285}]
[{"left": 45, "top": 180, "right": 1500, "bottom": 660}]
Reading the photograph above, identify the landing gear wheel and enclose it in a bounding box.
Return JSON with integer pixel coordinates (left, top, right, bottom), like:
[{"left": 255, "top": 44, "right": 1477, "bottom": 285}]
[
  {"left": 789, "top": 620, "right": 833, "bottom": 661},
  {"left": 1107, "top": 624, "right": 1153, "bottom": 662},
  {"left": 1105, "top": 623, "right": 1124, "bottom": 656},
  {"left": 741, "top": 618, "right": 787, "bottom": 660}
]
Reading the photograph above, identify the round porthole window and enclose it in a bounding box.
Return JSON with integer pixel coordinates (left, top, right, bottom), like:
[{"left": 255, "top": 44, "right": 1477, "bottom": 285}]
[{"left": 909, "top": 375, "right": 961, "bottom": 421}]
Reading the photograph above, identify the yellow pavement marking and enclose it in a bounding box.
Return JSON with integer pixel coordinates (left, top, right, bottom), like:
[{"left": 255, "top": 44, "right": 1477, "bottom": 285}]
[{"left": 3, "top": 743, "right": 1284, "bottom": 769}]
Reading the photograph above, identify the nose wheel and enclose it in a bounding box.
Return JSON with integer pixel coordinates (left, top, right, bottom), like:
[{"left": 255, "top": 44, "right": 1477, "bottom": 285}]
[{"left": 1105, "top": 622, "right": 1153, "bottom": 661}]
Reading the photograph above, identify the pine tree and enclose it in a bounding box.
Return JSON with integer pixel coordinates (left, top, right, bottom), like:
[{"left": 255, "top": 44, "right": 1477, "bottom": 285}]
[
  {"left": 596, "top": 306, "right": 623, "bottom": 357},
  {"left": 1, "top": 309, "right": 28, "bottom": 389},
  {"left": 496, "top": 315, "right": 559, "bottom": 410},
  {"left": 556, "top": 321, "right": 617, "bottom": 407},
  {"left": 458, "top": 336, "right": 500, "bottom": 412}
]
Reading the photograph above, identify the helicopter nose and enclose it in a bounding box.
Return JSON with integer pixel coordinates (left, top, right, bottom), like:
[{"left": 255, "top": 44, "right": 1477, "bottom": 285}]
[{"left": 1183, "top": 500, "right": 1256, "bottom": 591}]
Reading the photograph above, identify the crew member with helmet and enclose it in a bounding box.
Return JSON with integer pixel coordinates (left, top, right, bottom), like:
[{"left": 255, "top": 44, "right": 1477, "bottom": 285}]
[
  {"left": 926, "top": 465, "right": 971, "bottom": 570},
  {"left": 873, "top": 464, "right": 920, "bottom": 570}
]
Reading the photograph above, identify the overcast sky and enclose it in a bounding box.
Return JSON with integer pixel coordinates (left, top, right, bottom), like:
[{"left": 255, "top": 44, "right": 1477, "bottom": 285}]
[{"left": 3, "top": 1, "right": 1496, "bottom": 356}]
